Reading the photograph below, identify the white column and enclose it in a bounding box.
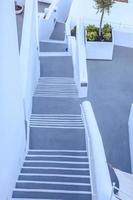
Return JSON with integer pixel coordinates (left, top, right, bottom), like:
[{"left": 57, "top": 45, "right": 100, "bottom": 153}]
[{"left": 0, "top": 1, "right": 26, "bottom": 200}]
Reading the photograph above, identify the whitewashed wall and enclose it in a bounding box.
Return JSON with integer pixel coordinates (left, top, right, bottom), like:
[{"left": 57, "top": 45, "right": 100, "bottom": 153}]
[
  {"left": 56, "top": 0, "right": 72, "bottom": 22},
  {"left": 39, "top": 14, "right": 56, "bottom": 40},
  {"left": 39, "top": 0, "right": 59, "bottom": 40},
  {"left": 114, "top": 28, "right": 133, "bottom": 48},
  {"left": 82, "top": 101, "right": 113, "bottom": 200},
  {"left": 20, "top": 0, "right": 40, "bottom": 123},
  {"left": 39, "top": 0, "right": 73, "bottom": 41},
  {"left": 66, "top": 17, "right": 88, "bottom": 98},
  {"left": 0, "top": 1, "right": 26, "bottom": 200}
]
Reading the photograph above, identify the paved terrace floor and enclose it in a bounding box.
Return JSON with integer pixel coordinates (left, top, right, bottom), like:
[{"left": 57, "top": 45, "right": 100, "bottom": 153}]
[{"left": 87, "top": 46, "right": 133, "bottom": 173}]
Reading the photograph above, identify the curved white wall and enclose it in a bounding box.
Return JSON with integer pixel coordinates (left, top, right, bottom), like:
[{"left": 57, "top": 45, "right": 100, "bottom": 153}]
[
  {"left": 56, "top": 0, "right": 73, "bottom": 22},
  {"left": 0, "top": 1, "right": 26, "bottom": 199}
]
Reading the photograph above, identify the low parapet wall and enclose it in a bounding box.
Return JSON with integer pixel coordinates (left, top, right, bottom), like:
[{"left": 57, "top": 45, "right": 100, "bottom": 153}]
[{"left": 81, "top": 101, "right": 112, "bottom": 200}]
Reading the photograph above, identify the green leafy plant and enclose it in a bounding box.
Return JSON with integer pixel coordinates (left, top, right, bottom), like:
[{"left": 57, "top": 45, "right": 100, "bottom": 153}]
[
  {"left": 86, "top": 31, "right": 97, "bottom": 41},
  {"left": 94, "top": 0, "right": 114, "bottom": 37},
  {"left": 71, "top": 26, "right": 76, "bottom": 37},
  {"left": 86, "top": 23, "right": 112, "bottom": 41},
  {"left": 102, "top": 23, "right": 111, "bottom": 34},
  {"left": 86, "top": 25, "right": 98, "bottom": 41},
  {"left": 86, "top": 25, "right": 98, "bottom": 33},
  {"left": 102, "top": 23, "right": 112, "bottom": 41},
  {"left": 103, "top": 32, "right": 111, "bottom": 40}
]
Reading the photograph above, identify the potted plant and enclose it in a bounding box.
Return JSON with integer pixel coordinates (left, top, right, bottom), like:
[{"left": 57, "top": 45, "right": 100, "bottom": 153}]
[
  {"left": 71, "top": 26, "right": 76, "bottom": 37},
  {"left": 85, "top": 0, "right": 115, "bottom": 60},
  {"left": 15, "top": 1, "right": 24, "bottom": 15}
]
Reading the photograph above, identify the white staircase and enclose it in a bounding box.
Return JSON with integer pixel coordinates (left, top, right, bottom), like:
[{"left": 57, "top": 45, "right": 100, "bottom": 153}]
[{"left": 34, "top": 77, "right": 79, "bottom": 98}]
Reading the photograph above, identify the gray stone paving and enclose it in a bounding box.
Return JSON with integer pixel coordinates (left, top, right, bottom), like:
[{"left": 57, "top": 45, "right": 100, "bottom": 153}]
[{"left": 87, "top": 45, "right": 133, "bottom": 172}]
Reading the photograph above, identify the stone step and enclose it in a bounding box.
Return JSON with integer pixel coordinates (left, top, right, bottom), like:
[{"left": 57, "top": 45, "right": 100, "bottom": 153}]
[
  {"left": 28, "top": 150, "right": 88, "bottom": 156},
  {"left": 30, "top": 114, "right": 84, "bottom": 129},
  {"left": 16, "top": 181, "right": 91, "bottom": 191},
  {"left": 40, "top": 41, "right": 68, "bottom": 52},
  {"left": 12, "top": 189, "right": 92, "bottom": 200},
  {"left": 37, "top": 77, "right": 75, "bottom": 85},
  {"left": 32, "top": 97, "right": 81, "bottom": 114},
  {"left": 40, "top": 55, "right": 73, "bottom": 77},
  {"left": 29, "top": 127, "right": 86, "bottom": 150}
]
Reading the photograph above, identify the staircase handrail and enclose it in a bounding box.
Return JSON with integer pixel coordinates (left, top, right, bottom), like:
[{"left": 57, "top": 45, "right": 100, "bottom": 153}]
[
  {"left": 81, "top": 101, "right": 112, "bottom": 200},
  {"left": 113, "top": 185, "right": 133, "bottom": 200},
  {"left": 20, "top": 0, "right": 40, "bottom": 146},
  {"left": 39, "top": 0, "right": 61, "bottom": 40},
  {"left": 45, "top": 0, "right": 60, "bottom": 20},
  {"left": 65, "top": 17, "right": 88, "bottom": 98},
  {"left": 76, "top": 17, "right": 88, "bottom": 97}
]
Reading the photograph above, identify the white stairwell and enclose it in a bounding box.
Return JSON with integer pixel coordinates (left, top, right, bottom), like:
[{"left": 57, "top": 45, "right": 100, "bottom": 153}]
[
  {"left": 11, "top": 2, "right": 93, "bottom": 200},
  {"left": 10, "top": 0, "right": 114, "bottom": 200}
]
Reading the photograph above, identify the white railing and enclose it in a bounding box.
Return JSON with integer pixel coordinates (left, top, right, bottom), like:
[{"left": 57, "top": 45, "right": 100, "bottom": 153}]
[
  {"left": 128, "top": 104, "right": 133, "bottom": 173},
  {"left": 20, "top": 0, "right": 40, "bottom": 147},
  {"left": 113, "top": 186, "right": 133, "bottom": 200},
  {"left": 56, "top": 0, "right": 73, "bottom": 23},
  {"left": 65, "top": 17, "right": 88, "bottom": 98},
  {"left": 39, "top": 0, "right": 72, "bottom": 41},
  {"left": 0, "top": 1, "right": 27, "bottom": 199},
  {"left": 84, "top": 17, "right": 133, "bottom": 31},
  {"left": 39, "top": 0, "right": 60, "bottom": 40},
  {"left": 46, "top": 0, "right": 59, "bottom": 19},
  {"left": 81, "top": 101, "right": 112, "bottom": 200},
  {"left": 71, "top": 37, "right": 79, "bottom": 88},
  {"left": 76, "top": 18, "right": 88, "bottom": 97},
  {"left": 65, "top": 18, "right": 80, "bottom": 88},
  {"left": 65, "top": 18, "right": 72, "bottom": 51}
]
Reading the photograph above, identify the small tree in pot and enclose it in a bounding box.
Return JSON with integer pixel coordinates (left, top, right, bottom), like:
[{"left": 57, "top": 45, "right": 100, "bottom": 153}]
[
  {"left": 85, "top": 0, "right": 115, "bottom": 60},
  {"left": 95, "top": 0, "right": 115, "bottom": 39}
]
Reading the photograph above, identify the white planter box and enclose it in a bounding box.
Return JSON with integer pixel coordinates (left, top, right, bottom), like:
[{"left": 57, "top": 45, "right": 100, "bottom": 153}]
[{"left": 86, "top": 31, "right": 114, "bottom": 60}]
